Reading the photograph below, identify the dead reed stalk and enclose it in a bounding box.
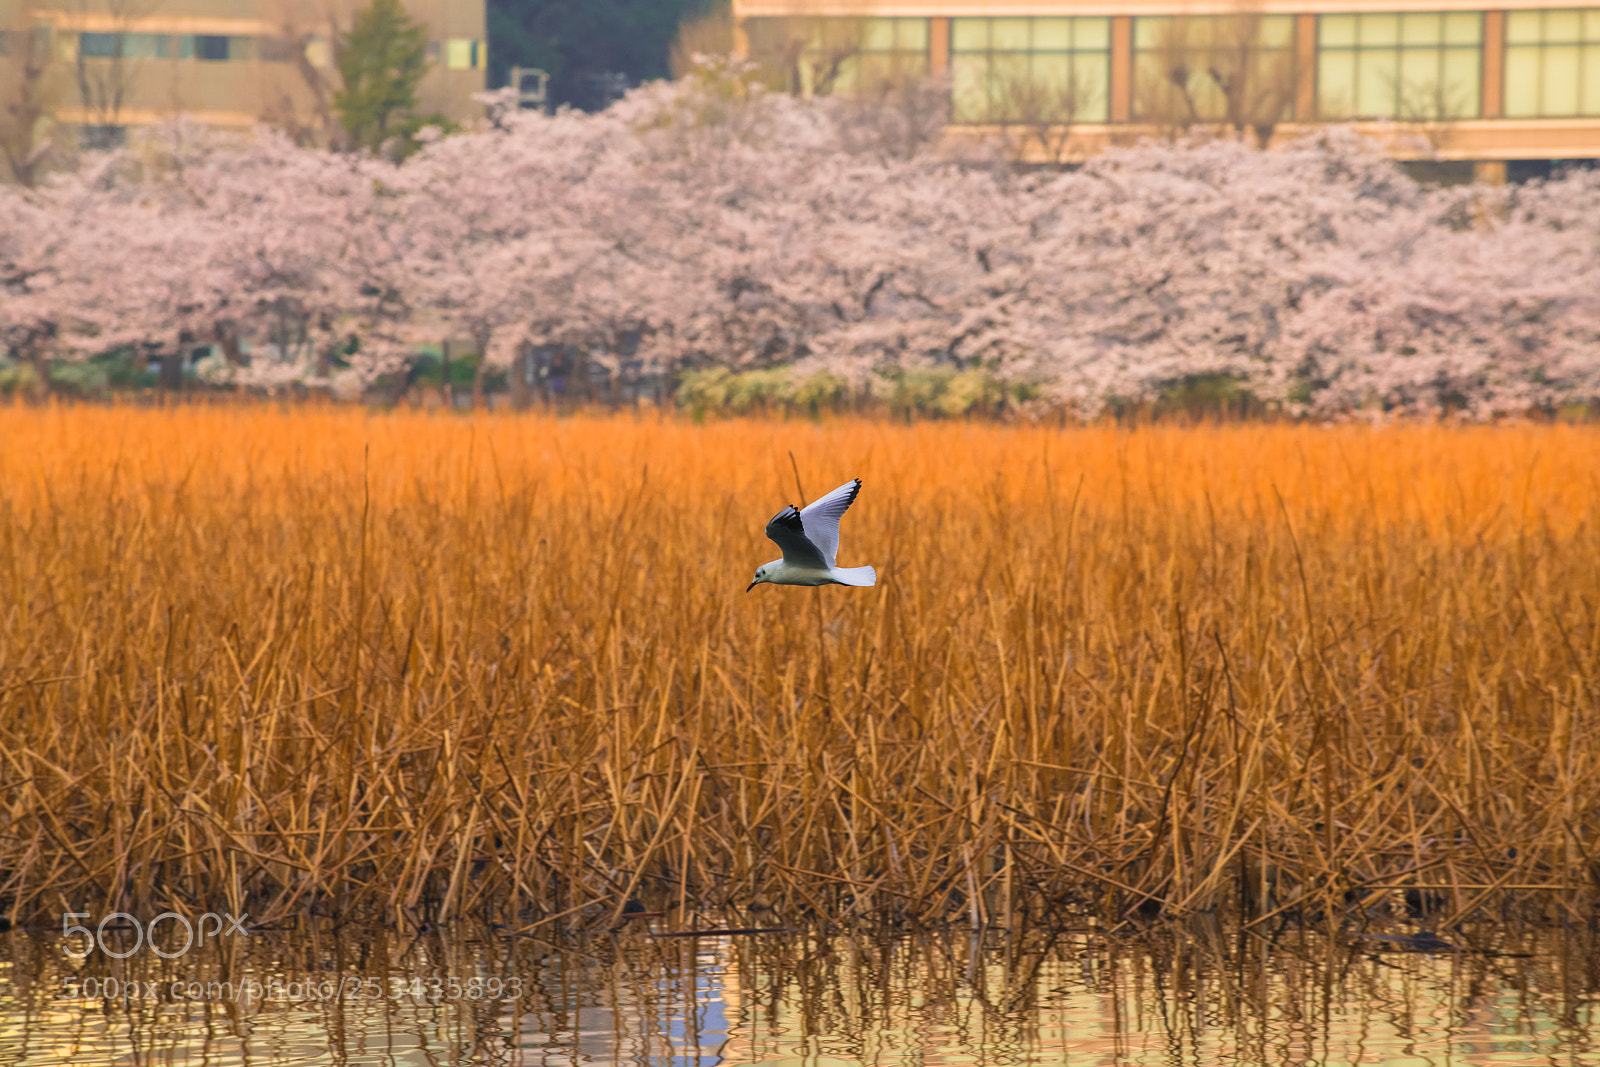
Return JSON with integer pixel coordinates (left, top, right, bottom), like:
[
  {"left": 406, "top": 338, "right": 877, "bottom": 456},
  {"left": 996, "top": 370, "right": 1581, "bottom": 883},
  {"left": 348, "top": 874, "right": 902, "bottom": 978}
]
[{"left": 1, "top": 405, "right": 1597, "bottom": 929}]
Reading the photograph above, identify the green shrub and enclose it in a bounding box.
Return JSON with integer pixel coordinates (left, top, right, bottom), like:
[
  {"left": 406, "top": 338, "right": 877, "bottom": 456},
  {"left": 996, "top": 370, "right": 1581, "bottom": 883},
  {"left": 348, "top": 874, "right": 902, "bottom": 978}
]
[
  {"left": 789, "top": 371, "right": 848, "bottom": 411},
  {"left": 676, "top": 367, "right": 851, "bottom": 417},
  {"left": 0, "top": 360, "right": 41, "bottom": 395},
  {"left": 676, "top": 364, "right": 1043, "bottom": 418},
  {"left": 871, "top": 366, "right": 1027, "bottom": 418},
  {"left": 939, "top": 369, "right": 1007, "bottom": 416},
  {"left": 49, "top": 361, "right": 112, "bottom": 398},
  {"left": 675, "top": 367, "right": 737, "bottom": 417},
  {"left": 1153, "top": 374, "right": 1256, "bottom": 419}
]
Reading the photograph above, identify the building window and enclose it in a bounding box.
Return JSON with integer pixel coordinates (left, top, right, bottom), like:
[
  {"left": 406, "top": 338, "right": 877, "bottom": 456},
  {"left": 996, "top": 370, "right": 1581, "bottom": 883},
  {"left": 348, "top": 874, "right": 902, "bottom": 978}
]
[
  {"left": 824, "top": 19, "right": 926, "bottom": 95},
  {"left": 78, "top": 32, "right": 120, "bottom": 58},
  {"left": 125, "top": 34, "right": 169, "bottom": 59},
  {"left": 1505, "top": 9, "right": 1600, "bottom": 117},
  {"left": 746, "top": 18, "right": 929, "bottom": 96},
  {"left": 76, "top": 32, "right": 170, "bottom": 59},
  {"left": 1134, "top": 15, "right": 1295, "bottom": 124},
  {"left": 1317, "top": 13, "right": 1482, "bottom": 120},
  {"left": 445, "top": 38, "right": 484, "bottom": 70},
  {"left": 184, "top": 34, "right": 232, "bottom": 61},
  {"left": 951, "top": 17, "right": 1110, "bottom": 124}
]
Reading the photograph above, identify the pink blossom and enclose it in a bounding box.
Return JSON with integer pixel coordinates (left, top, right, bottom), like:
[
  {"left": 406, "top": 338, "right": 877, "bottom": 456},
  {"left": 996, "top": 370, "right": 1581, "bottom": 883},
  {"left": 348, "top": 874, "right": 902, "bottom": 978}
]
[{"left": 5, "top": 74, "right": 1597, "bottom": 418}]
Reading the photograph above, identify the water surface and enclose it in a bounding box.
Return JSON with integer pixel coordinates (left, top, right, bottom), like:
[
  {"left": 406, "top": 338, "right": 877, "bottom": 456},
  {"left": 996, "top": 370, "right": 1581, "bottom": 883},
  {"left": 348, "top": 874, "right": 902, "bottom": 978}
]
[{"left": 2, "top": 921, "right": 1596, "bottom": 1065}]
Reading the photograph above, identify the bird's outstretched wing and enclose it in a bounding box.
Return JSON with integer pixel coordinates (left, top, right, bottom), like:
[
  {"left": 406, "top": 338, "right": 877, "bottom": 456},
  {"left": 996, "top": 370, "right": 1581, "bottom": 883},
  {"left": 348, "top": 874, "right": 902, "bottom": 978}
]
[
  {"left": 798, "top": 478, "right": 861, "bottom": 567},
  {"left": 765, "top": 505, "right": 828, "bottom": 568}
]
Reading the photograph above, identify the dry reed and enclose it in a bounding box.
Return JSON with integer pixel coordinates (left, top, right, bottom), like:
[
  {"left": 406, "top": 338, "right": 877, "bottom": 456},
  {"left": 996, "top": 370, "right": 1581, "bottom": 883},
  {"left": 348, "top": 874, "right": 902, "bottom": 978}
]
[{"left": 2, "top": 404, "right": 1598, "bottom": 929}]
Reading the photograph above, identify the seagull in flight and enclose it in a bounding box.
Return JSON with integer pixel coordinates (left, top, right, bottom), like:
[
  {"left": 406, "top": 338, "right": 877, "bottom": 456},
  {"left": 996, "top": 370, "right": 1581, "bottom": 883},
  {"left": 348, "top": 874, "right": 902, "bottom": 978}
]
[{"left": 747, "top": 478, "right": 877, "bottom": 592}]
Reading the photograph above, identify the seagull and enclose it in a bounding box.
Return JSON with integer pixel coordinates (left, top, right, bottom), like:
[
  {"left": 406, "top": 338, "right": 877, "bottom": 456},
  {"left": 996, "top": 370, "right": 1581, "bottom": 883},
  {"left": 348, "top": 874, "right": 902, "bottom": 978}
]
[{"left": 747, "top": 478, "right": 877, "bottom": 592}]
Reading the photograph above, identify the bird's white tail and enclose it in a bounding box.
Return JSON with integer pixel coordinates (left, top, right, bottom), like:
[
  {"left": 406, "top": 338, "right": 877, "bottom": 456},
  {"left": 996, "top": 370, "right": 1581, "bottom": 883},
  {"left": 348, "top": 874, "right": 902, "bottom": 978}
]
[{"left": 831, "top": 565, "right": 877, "bottom": 588}]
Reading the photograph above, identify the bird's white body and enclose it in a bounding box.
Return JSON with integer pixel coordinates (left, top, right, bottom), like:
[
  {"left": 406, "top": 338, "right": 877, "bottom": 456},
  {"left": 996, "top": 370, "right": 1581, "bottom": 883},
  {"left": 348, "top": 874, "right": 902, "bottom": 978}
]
[
  {"left": 748, "top": 478, "right": 877, "bottom": 592},
  {"left": 752, "top": 559, "right": 878, "bottom": 588}
]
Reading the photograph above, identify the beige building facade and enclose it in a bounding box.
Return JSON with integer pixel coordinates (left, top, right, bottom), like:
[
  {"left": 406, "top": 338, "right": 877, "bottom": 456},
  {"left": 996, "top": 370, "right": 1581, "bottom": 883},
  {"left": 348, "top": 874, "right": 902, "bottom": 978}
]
[
  {"left": 1, "top": 0, "right": 485, "bottom": 146},
  {"left": 732, "top": 0, "right": 1600, "bottom": 171}
]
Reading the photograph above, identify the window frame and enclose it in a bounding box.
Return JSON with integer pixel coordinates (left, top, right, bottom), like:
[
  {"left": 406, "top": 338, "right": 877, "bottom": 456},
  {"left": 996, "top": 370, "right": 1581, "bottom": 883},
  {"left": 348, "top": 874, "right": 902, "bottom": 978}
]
[
  {"left": 78, "top": 32, "right": 122, "bottom": 59},
  {"left": 173, "top": 34, "right": 239, "bottom": 61},
  {"left": 1315, "top": 11, "right": 1484, "bottom": 121},
  {"left": 950, "top": 16, "right": 1112, "bottom": 125},
  {"left": 743, "top": 17, "right": 930, "bottom": 96},
  {"left": 807, "top": 18, "right": 929, "bottom": 96},
  {"left": 1131, "top": 14, "right": 1298, "bottom": 125},
  {"left": 77, "top": 31, "right": 177, "bottom": 60},
  {"left": 1503, "top": 8, "right": 1600, "bottom": 118},
  {"left": 445, "top": 37, "right": 486, "bottom": 71}
]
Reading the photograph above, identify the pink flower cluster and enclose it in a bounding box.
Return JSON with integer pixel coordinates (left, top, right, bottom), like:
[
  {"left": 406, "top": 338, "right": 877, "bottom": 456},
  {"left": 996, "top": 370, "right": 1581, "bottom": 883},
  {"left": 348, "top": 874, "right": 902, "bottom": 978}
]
[{"left": 3, "top": 69, "right": 1597, "bottom": 416}]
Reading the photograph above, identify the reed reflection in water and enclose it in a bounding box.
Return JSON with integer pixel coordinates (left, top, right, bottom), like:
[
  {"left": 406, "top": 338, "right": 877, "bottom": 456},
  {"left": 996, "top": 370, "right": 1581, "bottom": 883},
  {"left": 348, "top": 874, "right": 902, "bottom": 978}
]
[{"left": 1, "top": 922, "right": 1596, "bottom": 1065}]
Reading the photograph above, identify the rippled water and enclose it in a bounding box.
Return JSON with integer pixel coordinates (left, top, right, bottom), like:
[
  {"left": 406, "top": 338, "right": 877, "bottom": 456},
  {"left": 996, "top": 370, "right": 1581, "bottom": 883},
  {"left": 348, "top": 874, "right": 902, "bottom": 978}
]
[{"left": 1, "top": 920, "right": 1596, "bottom": 1065}]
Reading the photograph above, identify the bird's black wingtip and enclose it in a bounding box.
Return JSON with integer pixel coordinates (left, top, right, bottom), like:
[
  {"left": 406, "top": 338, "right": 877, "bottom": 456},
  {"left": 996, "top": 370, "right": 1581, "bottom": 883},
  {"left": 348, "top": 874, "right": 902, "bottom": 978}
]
[{"left": 770, "top": 504, "right": 805, "bottom": 534}]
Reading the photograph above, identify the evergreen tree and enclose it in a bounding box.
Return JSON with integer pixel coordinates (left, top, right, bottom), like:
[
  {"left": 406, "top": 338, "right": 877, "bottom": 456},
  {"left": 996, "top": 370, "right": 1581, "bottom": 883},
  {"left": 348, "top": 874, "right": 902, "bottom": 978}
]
[{"left": 334, "top": 0, "right": 431, "bottom": 151}]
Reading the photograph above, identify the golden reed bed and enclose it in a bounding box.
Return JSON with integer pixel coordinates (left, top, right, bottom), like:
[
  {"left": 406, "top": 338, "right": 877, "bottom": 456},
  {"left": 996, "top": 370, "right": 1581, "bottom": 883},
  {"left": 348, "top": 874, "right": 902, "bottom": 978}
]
[{"left": 2, "top": 405, "right": 1598, "bottom": 930}]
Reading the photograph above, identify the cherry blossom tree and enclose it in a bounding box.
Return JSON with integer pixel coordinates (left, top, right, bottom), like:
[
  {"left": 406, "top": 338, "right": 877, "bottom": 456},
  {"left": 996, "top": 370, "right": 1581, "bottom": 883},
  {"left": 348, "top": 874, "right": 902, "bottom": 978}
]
[
  {"left": 6, "top": 65, "right": 1598, "bottom": 419},
  {"left": 0, "top": 173, "right": 75, "bottom": 393}
]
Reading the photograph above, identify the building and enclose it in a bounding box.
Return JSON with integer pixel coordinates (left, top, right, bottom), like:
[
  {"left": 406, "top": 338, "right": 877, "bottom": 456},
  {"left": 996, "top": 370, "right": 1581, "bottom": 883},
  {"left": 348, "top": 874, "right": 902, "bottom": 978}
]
[
  {"left": 0, "top": 0, "right": 485, "bottom": 150},
  {"left": 731, "top": 0, "right": 1600, "bottom": 178}
]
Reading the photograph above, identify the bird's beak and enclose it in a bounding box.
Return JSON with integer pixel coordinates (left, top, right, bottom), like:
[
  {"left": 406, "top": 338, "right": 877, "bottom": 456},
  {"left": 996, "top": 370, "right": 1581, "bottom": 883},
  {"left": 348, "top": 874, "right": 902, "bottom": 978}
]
[{"left": 745, "top": 580, "right": 758, "bottom": 592}]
